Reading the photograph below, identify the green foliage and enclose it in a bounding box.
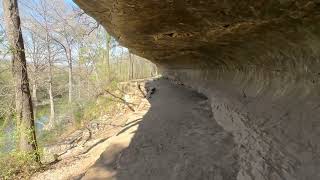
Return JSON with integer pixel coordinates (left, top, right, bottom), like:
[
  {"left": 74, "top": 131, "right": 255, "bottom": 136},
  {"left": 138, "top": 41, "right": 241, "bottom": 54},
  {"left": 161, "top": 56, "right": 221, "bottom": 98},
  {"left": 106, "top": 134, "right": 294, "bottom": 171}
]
[
  {"left": 82, "top": 97, "right": 112, "bottom": 121},
  {"left": 0, "top": 62, "right": 14, "bottom": 127},
  {"left": 0, "top": 151, "right": 41, "bottom": 180}
]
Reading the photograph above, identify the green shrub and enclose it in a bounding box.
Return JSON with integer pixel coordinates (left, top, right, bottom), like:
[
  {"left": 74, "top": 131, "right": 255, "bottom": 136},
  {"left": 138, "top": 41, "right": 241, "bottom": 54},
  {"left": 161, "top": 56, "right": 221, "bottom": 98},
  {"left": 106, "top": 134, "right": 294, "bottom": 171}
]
[{"left": 0, "top": 151, "right": 41, "bottom": 180}]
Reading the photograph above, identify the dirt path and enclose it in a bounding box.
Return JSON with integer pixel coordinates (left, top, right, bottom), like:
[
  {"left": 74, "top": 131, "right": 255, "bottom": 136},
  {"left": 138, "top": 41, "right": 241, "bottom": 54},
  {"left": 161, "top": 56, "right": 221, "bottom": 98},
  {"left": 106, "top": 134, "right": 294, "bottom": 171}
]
[
  {"left": 31, "top": 81, "right": 151, "bottom": 180},
  {"left": 81, "top": 79, "right": 239, "bottom": 180}
]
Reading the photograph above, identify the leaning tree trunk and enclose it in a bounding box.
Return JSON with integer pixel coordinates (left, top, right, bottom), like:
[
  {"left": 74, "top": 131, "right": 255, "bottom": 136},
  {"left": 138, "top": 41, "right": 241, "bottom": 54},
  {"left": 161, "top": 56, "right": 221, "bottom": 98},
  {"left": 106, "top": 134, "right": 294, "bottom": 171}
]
[{"left": 3, "top": 0, "right": 39, "bottom": 161}]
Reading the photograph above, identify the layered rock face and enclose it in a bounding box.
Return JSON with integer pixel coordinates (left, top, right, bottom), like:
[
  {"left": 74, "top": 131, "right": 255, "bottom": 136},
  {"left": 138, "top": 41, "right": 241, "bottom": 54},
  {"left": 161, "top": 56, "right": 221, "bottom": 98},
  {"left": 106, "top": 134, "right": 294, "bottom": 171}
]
[{"left": 74, "top": 0, "right": 320, "bottom": 179}]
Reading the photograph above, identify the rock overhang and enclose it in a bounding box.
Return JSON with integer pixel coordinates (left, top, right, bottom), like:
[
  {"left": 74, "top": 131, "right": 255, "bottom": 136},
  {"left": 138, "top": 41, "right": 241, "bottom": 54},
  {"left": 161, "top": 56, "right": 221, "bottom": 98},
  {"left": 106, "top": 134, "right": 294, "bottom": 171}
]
[
  {"left": 74, "top": 0, "right": 320, "bottom": 179},
  {"left": 74, "top": 0, "right": 320, "bottom": 70}
]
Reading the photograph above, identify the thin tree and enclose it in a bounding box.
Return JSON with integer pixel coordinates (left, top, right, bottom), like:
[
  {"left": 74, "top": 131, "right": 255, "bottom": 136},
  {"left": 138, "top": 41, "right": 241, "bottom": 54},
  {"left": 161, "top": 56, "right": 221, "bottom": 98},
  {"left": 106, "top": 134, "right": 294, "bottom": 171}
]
[
  {"left": 129, "top": 52, "right": 134, "bottom": 80},
  {"left": 25, "top": 31, "right": 46, "bottom": 120},
  {"left": 23, "top": 0, "right": 57, "bottom": 128},
  {"left": 41, "top": 0, "right": 56, "bottom": 127},
  {"left": 53, "top": 35, "right": 74, "bottom": 104},
  {"left": 105, "top": 32, "right": 111, "bottom": 80},
  {"left": 2, "top": 0, "right": 39, "bottom": 161}
]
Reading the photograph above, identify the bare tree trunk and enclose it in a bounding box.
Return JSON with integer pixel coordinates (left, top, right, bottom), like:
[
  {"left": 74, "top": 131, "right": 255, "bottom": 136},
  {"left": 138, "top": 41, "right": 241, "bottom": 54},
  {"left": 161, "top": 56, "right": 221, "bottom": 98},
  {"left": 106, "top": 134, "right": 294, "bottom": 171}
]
[
  {"left": 119, "top": 58, "right": 122, "bottom": 80},
  {"left": 68, "top": 48, "right": 73, "bottom": 105},
  {"left": 127, "top": 52, "right": 134, "bottom": 80},
  {"left": 48, "top": 64, "right": 55, "bottom": 128},
  {"left": 66, "top": 47, "right": 75, "bottom": 123},
  {"left": 129, "top": 53, "right": 134, "bottom": 80},
  {"left": 3, "top": 0, "right": 39, "bottom": 161},
  {"left": 78, "top": 44, "right": 85, "bottom": 99},
  {"left": 77, "top": 59, "right": 81, "bottom": 100},
  {"left": 32, "top": 83, "right": 37, "bottom": 103},
  {"left": 105, "top": 33, "right": 111, "bottom": 80},
  {"left": 32, "top": 82, "right": 37, "bottom": 119},
  {"left": 54, "top": 38, "right": 73, "bottom": 105},
  {"left": 45, "top": 33, "right": 55, "bottom": 129},
  {"left": 48, "top": 83, "right": 55, "bottom": 126}
]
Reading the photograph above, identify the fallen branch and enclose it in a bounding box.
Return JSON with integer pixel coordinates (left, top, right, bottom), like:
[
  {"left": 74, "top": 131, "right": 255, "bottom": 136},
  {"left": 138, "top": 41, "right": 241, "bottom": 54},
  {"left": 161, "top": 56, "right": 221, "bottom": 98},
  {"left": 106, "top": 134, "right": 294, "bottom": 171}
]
[
  {"left": 103, "top": 89, "right": 135, "bottom": 112},
  {"left": 138, "top": 84, "right": 146, "bottom": 97}
]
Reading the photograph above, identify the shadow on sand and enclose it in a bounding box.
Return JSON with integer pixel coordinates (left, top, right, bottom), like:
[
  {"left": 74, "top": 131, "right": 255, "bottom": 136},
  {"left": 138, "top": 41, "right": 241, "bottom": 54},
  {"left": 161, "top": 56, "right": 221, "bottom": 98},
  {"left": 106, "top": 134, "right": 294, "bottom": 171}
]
[{"left": 81, "top": 78, "right": 239, "bottom": 180}]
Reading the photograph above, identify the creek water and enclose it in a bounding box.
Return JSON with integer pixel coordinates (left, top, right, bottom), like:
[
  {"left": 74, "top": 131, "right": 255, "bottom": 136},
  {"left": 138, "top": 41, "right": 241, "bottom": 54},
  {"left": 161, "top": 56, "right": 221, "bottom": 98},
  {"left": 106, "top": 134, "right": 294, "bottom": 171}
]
[{"left": 0, "top": 115, "right": 49, "bottom": 153}]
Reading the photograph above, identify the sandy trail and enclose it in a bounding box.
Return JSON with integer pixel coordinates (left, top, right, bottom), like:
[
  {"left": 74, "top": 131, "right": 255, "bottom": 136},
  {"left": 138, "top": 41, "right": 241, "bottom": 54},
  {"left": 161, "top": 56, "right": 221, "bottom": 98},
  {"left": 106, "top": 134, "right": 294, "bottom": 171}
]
[
  {"left": 81, "top": 79, "right": 238, "bottom": 180},
  {"left": 31, "top": 82, "right": 151, "bottom": 180},
  {"left": 32, "top": 78, "right": 238, "bottom": 180}
]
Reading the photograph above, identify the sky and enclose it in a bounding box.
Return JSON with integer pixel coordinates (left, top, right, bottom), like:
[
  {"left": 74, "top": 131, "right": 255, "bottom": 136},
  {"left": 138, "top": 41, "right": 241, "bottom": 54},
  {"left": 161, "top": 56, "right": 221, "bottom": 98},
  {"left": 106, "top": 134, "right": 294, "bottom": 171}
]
[
  {"left": 0, "top": 0, "right": 81, "bottom": 61},
  {"left": 0, "top": 0, "right": 130, "bottom": 61},
  {"left": 0, "top": 0, "right": 78, "bottom": 15},
  {"left": 65, "top": 0, "right": 78, "bottom": 7}
]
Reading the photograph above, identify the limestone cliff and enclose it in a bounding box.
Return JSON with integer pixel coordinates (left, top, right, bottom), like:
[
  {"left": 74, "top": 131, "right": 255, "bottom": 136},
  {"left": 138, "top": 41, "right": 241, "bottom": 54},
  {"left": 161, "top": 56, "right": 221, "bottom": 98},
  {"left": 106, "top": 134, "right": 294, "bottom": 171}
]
[{"left": 74, "top": 0, "right": 320, "bottom": 179}]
